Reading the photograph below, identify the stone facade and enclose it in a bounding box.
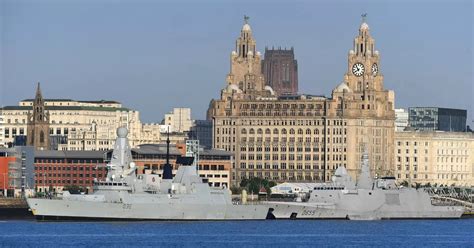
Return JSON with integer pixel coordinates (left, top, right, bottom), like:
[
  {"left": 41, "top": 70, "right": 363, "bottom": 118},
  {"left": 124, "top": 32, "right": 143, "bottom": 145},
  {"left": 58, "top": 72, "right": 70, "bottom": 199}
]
[
  {"left": 262, "top": 47, "right": 298, "bottom": 96},
  {"left": 394, "top": 131, "right": 474, "bottom": 187},
  {"left": 162, "top": 108, "right": 193, "bottom": 133},
  {"left": 208, "top": 18, "right": 395, "bottom": 185},
  {"left": 1, "top": 88, "right": 192, "bottom": 150}
]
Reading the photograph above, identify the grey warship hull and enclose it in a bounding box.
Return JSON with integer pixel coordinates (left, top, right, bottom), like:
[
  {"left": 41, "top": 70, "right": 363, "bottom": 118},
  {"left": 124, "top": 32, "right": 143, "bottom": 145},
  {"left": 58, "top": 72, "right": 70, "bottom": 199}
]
[
  {"left": 28, "top": 198, "right": 267, "bottom": 221},
  {"left": 266, "top": 189, "right": 464, "bottom": 220}
]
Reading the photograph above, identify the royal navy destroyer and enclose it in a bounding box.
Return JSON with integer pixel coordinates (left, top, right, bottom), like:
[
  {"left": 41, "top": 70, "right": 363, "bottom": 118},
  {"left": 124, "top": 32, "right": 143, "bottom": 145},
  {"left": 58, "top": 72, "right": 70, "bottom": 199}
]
[
  {"left": 265, "top": 151, "right": 464, "bottom": 220},
  {"left": 27, "top": 127, "right": 269, "bottom": 220}
]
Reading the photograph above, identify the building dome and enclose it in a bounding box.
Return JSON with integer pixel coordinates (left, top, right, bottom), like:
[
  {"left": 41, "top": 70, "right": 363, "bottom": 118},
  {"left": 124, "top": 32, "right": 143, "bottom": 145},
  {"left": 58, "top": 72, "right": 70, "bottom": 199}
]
[
  {"left": 226, "top": 84, "right": 242, "bottom": 93},
  {"left": 264, "top": 86, "right": 275, "bottom": 95},
  {"left": 360, "top": 22, "right": 369, "bottom": 30},
  {"left": 242, "top": 23, "right": 251, "bottom": 32},
  {"left": 333, "top": 82, "right": 351, "bottom": 93}
]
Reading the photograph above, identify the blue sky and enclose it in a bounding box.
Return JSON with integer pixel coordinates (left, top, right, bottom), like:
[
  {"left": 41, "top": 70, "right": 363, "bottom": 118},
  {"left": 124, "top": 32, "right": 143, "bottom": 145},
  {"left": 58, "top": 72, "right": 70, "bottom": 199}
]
[{"left": 1, "top": 0, "right": 473, "bottom": 124}]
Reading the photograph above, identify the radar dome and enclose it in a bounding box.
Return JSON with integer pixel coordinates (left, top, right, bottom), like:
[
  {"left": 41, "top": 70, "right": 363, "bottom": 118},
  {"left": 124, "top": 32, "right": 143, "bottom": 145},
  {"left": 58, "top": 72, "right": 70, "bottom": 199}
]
[{"left": 117, "top": 127, "right": 128, "bottom": 138}]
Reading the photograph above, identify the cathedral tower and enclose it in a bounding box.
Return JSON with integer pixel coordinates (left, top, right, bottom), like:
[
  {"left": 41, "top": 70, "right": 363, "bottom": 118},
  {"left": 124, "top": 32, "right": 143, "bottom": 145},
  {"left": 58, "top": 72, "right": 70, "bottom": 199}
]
[{"left": 27, "top": 83, "right": 50, "bottom": 150}]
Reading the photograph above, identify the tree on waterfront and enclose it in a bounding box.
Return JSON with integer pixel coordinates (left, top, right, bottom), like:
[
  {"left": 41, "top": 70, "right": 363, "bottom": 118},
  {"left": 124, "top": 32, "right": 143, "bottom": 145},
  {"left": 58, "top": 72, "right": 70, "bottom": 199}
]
[
  {"left": 63, "top": 185, "right": 85, "bottom": 194},
  {"left": 239, "top": 178, "right": 276, "bottom": 195}
]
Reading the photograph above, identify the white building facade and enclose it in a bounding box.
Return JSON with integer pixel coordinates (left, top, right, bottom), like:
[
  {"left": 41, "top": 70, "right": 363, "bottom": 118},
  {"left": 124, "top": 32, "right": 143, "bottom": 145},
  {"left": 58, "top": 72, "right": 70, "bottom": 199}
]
[
  {"left": 163, "top": 108, "right": 193, "bottom": 133},
  {"left": 395, "top": 108, "right": 409, "bottom": 131},
  {"left": 395, "top": 131, "right": 474, "bottom": 187},
  {"left": 0, "top": 110, "right": 5, "bottom": 147}
]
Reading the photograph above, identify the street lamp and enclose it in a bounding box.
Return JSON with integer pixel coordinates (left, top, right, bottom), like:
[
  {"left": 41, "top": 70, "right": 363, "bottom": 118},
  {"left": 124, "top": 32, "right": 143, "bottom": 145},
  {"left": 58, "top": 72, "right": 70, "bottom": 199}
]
[
  {"left": 2, "top": 173, "right": 6, "bottom": 197},
  {"left": 43, "top": 173, "right": 46, "bottom": 195}
]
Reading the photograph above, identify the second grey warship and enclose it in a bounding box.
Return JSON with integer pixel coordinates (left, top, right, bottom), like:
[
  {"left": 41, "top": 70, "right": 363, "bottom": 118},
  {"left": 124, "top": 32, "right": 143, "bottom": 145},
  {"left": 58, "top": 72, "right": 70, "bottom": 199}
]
[
  {"left": 265, "top": 151, "right": 464, "bottom": 220},
  {"left": 27, "top": 127, "right": 269, "bottom": 220}
]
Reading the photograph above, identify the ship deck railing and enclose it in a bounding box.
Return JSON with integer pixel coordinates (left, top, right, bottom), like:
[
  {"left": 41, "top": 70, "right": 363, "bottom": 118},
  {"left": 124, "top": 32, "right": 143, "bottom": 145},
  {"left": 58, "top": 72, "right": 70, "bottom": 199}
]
[{"left": 94, "top": 181, "right": 128, "bottom": 187}]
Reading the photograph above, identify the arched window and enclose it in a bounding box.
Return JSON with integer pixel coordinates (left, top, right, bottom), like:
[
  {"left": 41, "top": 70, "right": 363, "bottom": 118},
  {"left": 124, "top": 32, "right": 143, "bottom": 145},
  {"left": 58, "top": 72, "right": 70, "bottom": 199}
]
[
  {"left": 249, "top": 128, "right": 255, "bottom": 135},
  {"left": 257, "top": 129, "right": 263, "bottom": 135},
  {"left": 297, "top": 129, "right": 303, "bottom": 135},
  {"left": 289, "top": 129, "right": 295, "bottom": 135},
  {"left": 241, "top": 128, "right": 247, "bottom": 135},
  {"left": 314, "top": 129, "right": 319, "bottom": 135},
  {"left": 265, "top": 128, "right": 271, "bottom": 135},
  {"left": 282, "top": 129, "right": 287, "bottom": 135},
  {"left": 273, "top": 129, "right": 279, "bottom": 135},
  {"left": 40, "top": 130, "right": 45, "bottom": 143},
  {"left": 306, "top": 129, "right": 311, "bottom": 135}
]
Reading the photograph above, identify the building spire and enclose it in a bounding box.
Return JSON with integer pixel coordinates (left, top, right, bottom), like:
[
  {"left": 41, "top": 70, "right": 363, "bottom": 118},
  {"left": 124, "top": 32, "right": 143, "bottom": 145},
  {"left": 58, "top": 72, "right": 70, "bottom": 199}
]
[
  {"left": 27, "top": 81, "right": 50, "bottom": 150},
  {"left": 35, "top": 82, "right": 43, "bottom": 100}
]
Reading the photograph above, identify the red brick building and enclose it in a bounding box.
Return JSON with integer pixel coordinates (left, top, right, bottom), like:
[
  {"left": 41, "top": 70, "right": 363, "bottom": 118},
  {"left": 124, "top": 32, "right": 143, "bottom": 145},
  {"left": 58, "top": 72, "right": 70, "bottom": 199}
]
[{"left": 34, "top": 150, "right": 106, "bottom": 192}]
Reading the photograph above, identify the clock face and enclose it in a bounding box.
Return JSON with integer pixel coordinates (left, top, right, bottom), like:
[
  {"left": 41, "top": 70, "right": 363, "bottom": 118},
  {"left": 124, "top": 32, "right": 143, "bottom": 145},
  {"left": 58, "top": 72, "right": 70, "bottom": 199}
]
[
  {"left": 352, "top": 63, "right": 365, "bottom": 77},
  {"left": 371, "top": 63, "right": 378, "bottom": 76}
]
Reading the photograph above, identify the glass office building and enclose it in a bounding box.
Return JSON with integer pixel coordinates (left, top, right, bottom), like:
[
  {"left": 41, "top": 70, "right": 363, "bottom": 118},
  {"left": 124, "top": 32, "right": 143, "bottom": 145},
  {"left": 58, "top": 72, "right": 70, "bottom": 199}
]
[{"left": 408, "top": 107, "right": 467, "bottom": 132}]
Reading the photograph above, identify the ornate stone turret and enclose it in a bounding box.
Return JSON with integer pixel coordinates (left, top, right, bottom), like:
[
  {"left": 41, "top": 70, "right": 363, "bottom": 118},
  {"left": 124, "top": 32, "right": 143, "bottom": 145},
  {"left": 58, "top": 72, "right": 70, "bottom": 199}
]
[
  {"left": 344, "top": 14, "right": 383, "bottom": 92},
  {"left": 221, "top": 16, "right": 270, "bottom": 101}
]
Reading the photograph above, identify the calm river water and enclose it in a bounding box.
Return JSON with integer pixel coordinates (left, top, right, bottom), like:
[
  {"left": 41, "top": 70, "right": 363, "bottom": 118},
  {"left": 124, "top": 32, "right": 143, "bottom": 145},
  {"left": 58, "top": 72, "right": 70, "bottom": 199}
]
[{"left": 0, "top": 219, "right": 473, "bottom": 247}]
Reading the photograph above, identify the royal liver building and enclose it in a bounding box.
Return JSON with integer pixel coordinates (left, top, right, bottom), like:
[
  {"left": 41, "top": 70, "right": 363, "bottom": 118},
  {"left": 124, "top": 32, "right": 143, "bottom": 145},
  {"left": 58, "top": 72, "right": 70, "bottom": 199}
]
[{"left": 208, "top": 17, "right": 395, "bottom": 185}]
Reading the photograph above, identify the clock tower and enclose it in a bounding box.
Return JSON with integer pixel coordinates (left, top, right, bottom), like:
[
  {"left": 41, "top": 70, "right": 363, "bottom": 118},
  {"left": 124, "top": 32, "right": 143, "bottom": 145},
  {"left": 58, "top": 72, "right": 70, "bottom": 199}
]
[
  {"left": 345, "top": 15, "right": 384, "bottom": 93},
  {"left": 331, "top": 15, "right": 396, "bottom": 178}
]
